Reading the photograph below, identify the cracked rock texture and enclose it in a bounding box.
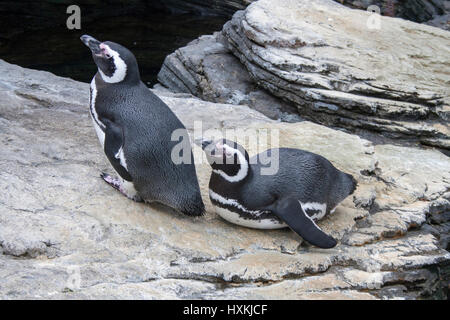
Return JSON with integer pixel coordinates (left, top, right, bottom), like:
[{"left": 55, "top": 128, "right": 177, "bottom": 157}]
[
  {"left": 0, "top": 59, "right": 449, "bottom": 299},
  {"left": 159, "top": 0, "right": 450, "bottom": 150}
]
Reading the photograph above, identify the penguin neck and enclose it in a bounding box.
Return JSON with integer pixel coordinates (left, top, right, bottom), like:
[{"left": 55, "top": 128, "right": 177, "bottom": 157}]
[
  {"left": 96, "top": 67, "right": 140, "bottom": 86},
  {"left": 210, "top": 163, "right": 252, "bottom": 191}
]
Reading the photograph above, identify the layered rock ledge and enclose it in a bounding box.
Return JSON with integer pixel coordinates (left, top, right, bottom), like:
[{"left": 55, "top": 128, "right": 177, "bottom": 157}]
[
  {"left": 159, "top": 0, "right": 450, "bottom": 150},
  {"left": 1, "top": 60, "right": 449, "bottom": 299},
  {"left": 157, "top": 32, "right": 302, "bottom": 122}
]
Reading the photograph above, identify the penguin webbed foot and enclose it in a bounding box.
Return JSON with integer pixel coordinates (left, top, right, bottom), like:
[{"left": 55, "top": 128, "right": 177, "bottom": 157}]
[{"left": 100, "top": 172, "right": 143, "bottom": 202}]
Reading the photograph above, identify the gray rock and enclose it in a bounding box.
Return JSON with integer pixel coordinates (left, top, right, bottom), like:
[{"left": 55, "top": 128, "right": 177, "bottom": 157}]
[
  {"left": 335, "top": 0, "right": 447, "bottom": 23},
  {"left": 221, "top": 0, "right": 450, "bottom": 150},
  {"left": 0, "top": 59, "right": 449, "bottom": 299},
  {"left": 425, "top": 13, "right": 450, "bottom": 31},
  {"left": 157, "top": 32, "right": 302, "bottom": 122},
  {"left": 338, "top": 1, "right": 449, "bottom": 31}
]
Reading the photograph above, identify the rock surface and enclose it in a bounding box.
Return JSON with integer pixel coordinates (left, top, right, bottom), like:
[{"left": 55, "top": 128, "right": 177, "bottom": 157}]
[
  {"left": 221, "top": 0, "right": 450, "bottom": 150},
  {"left": 337, "top": 0, "right": 448, "bottom": 23},
  {"left": 0, "top": 60, "right": 449, "bottom": 299},
  {"left": 425, "top": 0, "right": 450, "bottom": 31},
  {"left": 425, "top": 13, "right": 450, "bottom": 31},
  {"left": 159, "top": 0, "right": 450, "bottom": 150},
  {"left": 157, "top": 32, "right": 302, "bottom": 122}
]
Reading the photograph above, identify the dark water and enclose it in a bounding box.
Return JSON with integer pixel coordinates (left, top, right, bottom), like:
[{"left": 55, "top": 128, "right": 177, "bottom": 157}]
[{"left": 0, "top": 9, "right": 227, "bottom": 85}]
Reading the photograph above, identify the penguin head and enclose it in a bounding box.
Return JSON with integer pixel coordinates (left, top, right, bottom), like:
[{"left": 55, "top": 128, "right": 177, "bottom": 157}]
[
  {"left": 197, "top": 138, "right": 250, "bottom": 183},
  {"left": 81, "top": 35, "right": 139, "bottom": 84}
]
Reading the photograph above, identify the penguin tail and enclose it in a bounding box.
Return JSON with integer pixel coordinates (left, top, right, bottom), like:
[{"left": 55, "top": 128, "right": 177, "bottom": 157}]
[
  {"left": 179, "top": 194, "right": 206, "bottom": 217},
  {"left": 180, "top": 202, "right": 205, "bottom": 217}
]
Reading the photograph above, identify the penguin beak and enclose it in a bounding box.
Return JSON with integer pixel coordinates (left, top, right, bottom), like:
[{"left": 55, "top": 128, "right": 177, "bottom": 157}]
[
  {"left": 194, "top": 138, "right": 213, "bottom": 150},
  {"left": 80, "top": 35, "right": 101, "bottom": 55}
]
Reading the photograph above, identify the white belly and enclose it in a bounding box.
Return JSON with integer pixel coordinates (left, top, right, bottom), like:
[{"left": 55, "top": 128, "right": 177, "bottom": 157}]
[
  {"left": 90, "top": 77, "right": 105, "bottom": 148},
  {"left": 213, "top": 205, "right": 287, "bottom": 230},
  {"left": 91, "top": 117, "right": 105, "bottom": 148}
]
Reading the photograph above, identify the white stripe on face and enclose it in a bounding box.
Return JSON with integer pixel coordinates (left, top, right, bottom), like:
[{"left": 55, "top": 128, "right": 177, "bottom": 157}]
[
  {"left": 98, "top": 44, "right": 127, "bottom": 83},
  {"left": 212, "top": 144, "right": 249, "bottom": 183}
]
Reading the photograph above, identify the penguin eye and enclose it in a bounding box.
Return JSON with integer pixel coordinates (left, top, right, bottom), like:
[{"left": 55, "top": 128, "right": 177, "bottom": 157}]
[{"left": 101, "top": 48, "right": 112, "bottom": 59}]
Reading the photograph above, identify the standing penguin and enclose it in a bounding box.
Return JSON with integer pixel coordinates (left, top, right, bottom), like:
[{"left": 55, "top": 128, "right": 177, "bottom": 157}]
[
  {"left": 81, "top": 35, "right": 204, "bottom": 216},
  {"left": 197, "top": 139, "right": 358, "bottom": 248}
]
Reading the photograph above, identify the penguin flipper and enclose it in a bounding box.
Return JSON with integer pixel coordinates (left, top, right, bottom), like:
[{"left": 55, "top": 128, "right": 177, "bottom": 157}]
[
  {"left": 103, "top": 119, "right": 133, "bottom": 182},
  {"left": 270, "top": 197, "right": 337, "bottom": 248}
]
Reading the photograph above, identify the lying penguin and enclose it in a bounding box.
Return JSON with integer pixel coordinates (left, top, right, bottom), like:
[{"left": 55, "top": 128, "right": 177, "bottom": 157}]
[
  {"left": 81, "top": 35, "right": 204, "bottom": 216},
  {"left": 197, "top": 138, "right": 357, "bottom": 248}
]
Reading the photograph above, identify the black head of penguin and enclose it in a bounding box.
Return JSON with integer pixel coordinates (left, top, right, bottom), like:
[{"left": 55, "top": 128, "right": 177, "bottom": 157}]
[
  {"left": 198, "top": 138, "right": 250, "bottom": 184},
  {"left": 80, "top": 35, "right": 140, "bottom": 84}
]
